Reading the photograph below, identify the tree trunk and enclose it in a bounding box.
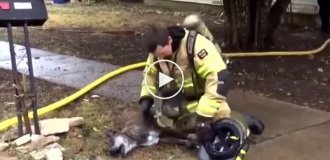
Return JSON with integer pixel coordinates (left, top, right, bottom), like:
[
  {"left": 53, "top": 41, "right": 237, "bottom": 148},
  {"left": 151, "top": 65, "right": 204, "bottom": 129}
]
[
  {"left": 248, "top": 0, "right": 262, "bottom": 50},
  {"left": 223, "top": 0, "right": 240, "bottom": 50},
  {"left": 223, "top": 0, "right": 232, "bottom": 48},
  {"left": 230, "top": 0, "right": 240, "bottom": 49},
  {"left": 264, "top": 0, "right": 291, "bottom": 46},
  {"left": 222, "top": 0, "right": 291, "bottom": 50}
]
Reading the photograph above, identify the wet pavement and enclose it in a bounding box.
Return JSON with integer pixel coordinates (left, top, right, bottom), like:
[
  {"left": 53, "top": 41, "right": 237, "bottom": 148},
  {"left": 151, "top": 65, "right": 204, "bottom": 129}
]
[
  {"left": 246, "top": 121, "right": 330, "bottom": 160},
  {"left": 0, "top": 41, "right": 142, "bottom": 102},
  {"left": 227, "top": 89, "right": 330, "bottom": 143},
  {"left": 1, "top": 41, "right": 330, "bottom": 160}
]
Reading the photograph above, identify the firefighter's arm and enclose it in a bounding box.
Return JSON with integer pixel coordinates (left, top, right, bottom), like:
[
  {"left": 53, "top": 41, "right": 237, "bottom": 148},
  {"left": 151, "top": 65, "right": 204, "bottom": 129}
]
[
  {"left": 139, "top": 53, "right": 158, "bottom": 102},
  {"left": 138, "top": 53, "right": 158, "bottom": 116},
  {"left": 193, "top": 34, "right": 231, "bottom": 118}
]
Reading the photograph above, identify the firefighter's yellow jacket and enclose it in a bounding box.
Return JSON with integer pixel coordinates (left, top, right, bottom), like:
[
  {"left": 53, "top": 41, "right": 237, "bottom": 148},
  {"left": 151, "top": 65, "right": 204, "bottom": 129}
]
[{"left": 140, "top": 28, "right": 230, "bottom": 118}]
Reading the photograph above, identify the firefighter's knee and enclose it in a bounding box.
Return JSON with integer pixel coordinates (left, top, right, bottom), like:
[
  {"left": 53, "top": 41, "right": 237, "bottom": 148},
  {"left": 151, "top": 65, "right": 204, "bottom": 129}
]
[
  {"left": 216, "top": 69, "right": 232, "bottom": 97},
  {"left": 213, "top": 109, "right": 231, "bottom": 122}
]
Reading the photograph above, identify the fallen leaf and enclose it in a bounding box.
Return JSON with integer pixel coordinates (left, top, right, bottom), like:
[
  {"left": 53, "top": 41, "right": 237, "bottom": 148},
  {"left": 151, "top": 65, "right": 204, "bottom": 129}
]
[
  {"left": 4, "top": 102, "right": 15, "bottom": 106},
  {"left": 93, "top": 127, "right": 100, "bottom": 132},
  {"left": 257, "top": 77, "right": 264, "bottom": 81},
  {"left": 278, "top": 68, "right": 285, "bottom": 73},
  {"left": 91, "top": 95, "right": 100, "bottom": 98},
  {"left": 322, "top": 77, "right": 329, "bottom": 82}
]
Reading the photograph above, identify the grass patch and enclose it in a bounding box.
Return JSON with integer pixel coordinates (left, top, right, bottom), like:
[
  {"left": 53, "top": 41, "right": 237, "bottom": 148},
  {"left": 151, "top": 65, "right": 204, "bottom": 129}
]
[
  {"left": 41, "top": 95, "right": 194, "bottom": 160},
  {"left": 46, "top": 95, "right": 123, "bottom": 159},
  {"left": 43, "top": 3, "right": 184, "bottom": 30}
]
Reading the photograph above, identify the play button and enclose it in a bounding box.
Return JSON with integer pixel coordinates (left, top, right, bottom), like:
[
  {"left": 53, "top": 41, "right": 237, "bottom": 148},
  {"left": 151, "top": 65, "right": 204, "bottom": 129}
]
[
  {"left": 144, "top": 59, "right": 184, "bottom": 100},
  {"left": 159, "top": 72, "right": 174, "bottom": 88}
]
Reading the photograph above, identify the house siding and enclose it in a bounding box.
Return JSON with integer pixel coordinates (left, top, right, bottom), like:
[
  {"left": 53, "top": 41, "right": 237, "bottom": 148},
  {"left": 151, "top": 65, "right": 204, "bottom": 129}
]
[{"left": 168, "top": 0, "right": 318, "bottom": 14}]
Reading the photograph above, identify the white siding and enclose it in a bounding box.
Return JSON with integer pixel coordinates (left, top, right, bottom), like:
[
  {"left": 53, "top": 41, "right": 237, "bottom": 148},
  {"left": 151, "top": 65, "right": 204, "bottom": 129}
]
[
  {"left": 169, "top": 0, "right": 222, "bottom": 5},
  {"left": 289, "top": 0, "right": 319, "bottom": 14},
  {"left": 169, "top": 0, "right": 319, "bottom": 14}
]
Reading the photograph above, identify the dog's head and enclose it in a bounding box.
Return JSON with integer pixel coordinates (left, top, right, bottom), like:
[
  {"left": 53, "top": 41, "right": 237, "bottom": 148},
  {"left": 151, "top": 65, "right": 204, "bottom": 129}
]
[
  {"left": 106, "top": 128, "right": 161, "bottom": 157},
  {"left": 106, "top": 129, "right": 138, "bottom": 157}
]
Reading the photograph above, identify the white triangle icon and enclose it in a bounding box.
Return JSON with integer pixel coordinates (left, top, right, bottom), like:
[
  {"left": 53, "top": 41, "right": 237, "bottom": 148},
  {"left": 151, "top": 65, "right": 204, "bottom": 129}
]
[{"left": 159, "top": 72, "right": 174, "bottom": 88}]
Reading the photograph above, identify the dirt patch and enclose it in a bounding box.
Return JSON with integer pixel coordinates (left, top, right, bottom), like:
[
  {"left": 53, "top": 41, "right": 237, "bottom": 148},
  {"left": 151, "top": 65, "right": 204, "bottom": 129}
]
[
  {"left": 227, "top": 27, "right": 330, "bottom": 111},
  {"left": 0, "top": 29, "right": 147, "bottom": 65}
]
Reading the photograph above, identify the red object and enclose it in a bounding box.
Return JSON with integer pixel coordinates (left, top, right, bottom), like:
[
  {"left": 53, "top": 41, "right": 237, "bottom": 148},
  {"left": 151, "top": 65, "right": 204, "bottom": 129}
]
[{"left": 0, "top": 2, "right": 10, "bottom": 10}]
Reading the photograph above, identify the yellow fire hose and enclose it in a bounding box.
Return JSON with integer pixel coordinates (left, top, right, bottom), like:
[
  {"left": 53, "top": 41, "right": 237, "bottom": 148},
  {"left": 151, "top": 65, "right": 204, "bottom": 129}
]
[
  {"left": 0, "top": 38, "right": 329, "bottom": 133},
  {"left": 222, "top": 38, "right": 330, "bottom": 57}
]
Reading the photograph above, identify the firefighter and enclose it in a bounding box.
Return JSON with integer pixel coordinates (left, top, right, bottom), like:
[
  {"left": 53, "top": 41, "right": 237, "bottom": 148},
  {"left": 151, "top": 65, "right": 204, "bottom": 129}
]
[
  {"left": 138, "top": 24, "right": 232, "bottom": 145},
  {"left": 318, "top": 0, "right": 330, "bottom": 32}
]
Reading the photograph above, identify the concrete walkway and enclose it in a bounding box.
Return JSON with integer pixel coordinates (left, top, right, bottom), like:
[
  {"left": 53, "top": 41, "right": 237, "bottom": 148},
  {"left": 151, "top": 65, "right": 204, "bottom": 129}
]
[
  {"left": 0, "top": 41, "right": 142, "bottom": 102},
  {"left": 1, "top": 41, "right": 330, "bottom": 160}
]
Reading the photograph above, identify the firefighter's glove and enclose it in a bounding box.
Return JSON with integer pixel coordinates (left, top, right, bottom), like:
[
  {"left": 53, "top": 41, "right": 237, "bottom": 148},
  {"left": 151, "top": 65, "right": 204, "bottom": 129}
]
[
  {"left": 196, "top": 115, "right": 215, "bottom": 145},
  {"left": 139, "top": 97, "right": 153, "bottom": 118}
]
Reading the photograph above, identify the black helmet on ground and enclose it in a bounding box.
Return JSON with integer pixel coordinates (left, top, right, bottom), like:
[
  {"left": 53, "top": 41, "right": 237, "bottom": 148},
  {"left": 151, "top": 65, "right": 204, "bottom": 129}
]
[{"left": 197, "top": 116, "right": 264, "bottom": 160}]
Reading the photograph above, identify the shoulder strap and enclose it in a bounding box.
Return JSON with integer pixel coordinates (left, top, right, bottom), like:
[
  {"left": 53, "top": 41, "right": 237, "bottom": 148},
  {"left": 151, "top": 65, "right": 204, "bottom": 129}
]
[
  {"left": 186, "top": 30, "right": 198, "bottom": 74},
  {"left": 153, "top": 56, "right": 161, "bottom": 71},
  {"left": 186, "top": 30, "right": 200, "bottom": 96}
]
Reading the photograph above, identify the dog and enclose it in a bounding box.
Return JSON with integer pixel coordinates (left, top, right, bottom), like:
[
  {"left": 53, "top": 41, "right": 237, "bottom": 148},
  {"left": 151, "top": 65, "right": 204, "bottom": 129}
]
[
  {"left": 105, "top": 103, "right": 264, "bottom": 157},
  {"left": 105, "top": 103, "right": 160, "bottom": 157},
  {"left": 105, "top": 102, "right": 199, "bottom": 157}
]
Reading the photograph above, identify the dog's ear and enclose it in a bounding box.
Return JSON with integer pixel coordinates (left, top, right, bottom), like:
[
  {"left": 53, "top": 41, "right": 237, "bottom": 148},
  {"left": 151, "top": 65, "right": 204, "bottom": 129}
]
[{"left": 105, "top": 129, "right": 118, "bottom": 139}]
